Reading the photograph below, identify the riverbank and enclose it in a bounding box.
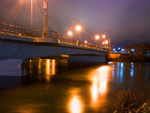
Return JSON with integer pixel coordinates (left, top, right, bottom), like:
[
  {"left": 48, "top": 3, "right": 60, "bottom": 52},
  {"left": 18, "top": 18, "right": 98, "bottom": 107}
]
[{"left": 109, "top": 54, "right": 150, "bottom": 62}]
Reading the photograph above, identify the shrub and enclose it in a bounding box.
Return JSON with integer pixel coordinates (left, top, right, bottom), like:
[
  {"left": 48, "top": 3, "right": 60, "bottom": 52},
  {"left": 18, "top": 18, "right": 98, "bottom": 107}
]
[
  {"left": 114, "top": 90, "right": 142, "bottom": 113},
  {"left": 136, "top": 100, "right": 150, "bottom": 113}
]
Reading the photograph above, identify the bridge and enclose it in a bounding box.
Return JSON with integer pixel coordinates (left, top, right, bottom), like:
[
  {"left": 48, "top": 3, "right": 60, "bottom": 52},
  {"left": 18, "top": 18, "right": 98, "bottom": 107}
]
[
  {"left": 0, "top": 0, "right": 108, "bottom": 63},
  {"left": 0, "top": 22, "right": 108, "bottom": 63}
]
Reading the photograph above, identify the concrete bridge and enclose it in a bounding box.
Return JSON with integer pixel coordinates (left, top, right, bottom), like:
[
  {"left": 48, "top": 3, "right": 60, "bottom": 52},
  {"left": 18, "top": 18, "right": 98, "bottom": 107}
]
[
  {"left": 0, "top": 34, "right": 107, "bottom": 63},
  {"left": 0, "top": 22, "right": 108, "bottom": 63}
]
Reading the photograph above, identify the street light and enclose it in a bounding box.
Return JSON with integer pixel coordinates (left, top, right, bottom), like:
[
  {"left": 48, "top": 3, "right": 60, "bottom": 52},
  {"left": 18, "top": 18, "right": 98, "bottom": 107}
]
[
  {"left": 103, "top": 34, "right": 111, "bottom": 51},
  {"left": 67, "top": 31, "right": 73, "bottom": 37},
  {"left": 84, "top": 40, "right": 88, "bottom": 47},
  {"left": 75, "top": 25, "right": 82, "bottom": 46},
  {"left": 95, "top": 35, "right": 100, "bottom": 40},
  {"left": 102, "top": 34, "right": 106, "bottom": 39},
  {"left": 84, "top": 40, "right": 88, "bottom": 44},
  {"left": 104, "top": 40, "right": 109, "bottom": 44},
  {"left": 76, "top": 25, "right": 82, "bottom": 32}
]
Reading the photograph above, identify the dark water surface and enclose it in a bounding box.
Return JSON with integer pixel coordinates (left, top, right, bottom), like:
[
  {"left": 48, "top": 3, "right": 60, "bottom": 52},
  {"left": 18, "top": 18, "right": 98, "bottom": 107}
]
[{"left": 0, "top": 59, "right": 150, "bottom": 113}]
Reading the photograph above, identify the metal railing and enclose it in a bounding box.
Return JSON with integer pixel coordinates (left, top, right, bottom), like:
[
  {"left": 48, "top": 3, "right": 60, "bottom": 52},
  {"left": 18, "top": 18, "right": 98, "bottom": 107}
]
[
  {"left": 58, "top": 37, "right": 107, "bottom": 51},
  {"left": 0, "top": 22, "right": 58, "bottom": 39},
  {"left": 0, "top": 22, "right": 108, "bottom": 51}
]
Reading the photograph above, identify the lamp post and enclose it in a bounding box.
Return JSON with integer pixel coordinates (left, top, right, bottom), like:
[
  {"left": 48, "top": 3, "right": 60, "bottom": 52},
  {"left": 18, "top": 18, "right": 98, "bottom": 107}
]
[
  {"left": 84, "top": 40, "right": 88, "bottom": 47},
  {"left": 102, "top": 34, "right": 111, "bottom": 51},
  {"left": 95, "top": 34, "right": 100, "bottom": 48},
  {"left": 30, "top": 0, "right": 33, "bottom": 30},
  {"left": 42, "top": 0, "right": 48, "bottom": 38},
  {"left": 75, "top": 25, "right": 82, "bottom": 46}
]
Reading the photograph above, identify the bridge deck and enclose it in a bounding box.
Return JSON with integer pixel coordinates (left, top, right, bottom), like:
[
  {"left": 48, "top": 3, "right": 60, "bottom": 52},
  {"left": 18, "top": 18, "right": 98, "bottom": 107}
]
[{"left": 0, "top": 22, "right": 108, "bottom": 51}]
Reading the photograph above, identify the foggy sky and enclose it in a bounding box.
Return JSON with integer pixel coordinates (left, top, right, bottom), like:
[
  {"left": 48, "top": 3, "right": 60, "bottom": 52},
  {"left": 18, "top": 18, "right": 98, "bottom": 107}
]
[{"left": 0, "top": 0, "right": 150, "bottom": 47}]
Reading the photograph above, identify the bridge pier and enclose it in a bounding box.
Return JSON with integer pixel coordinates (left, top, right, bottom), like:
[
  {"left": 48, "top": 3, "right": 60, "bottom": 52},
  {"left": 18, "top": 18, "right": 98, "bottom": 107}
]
[{"left": 0, "top": 59, "right": 23, "bottom": 76}]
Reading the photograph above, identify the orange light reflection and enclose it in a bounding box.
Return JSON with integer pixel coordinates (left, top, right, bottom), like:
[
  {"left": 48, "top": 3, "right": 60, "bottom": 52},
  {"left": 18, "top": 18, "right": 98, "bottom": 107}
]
[
  {"left": 70, "top": 96, "right": 82, "bottom": 113},
  {"left": 90, "top": 66, "right": 110, "bottom": 107},
  {"left": 68, "top": 89, "right": 84, "bottom": 113},
  {"left": 45, "top": 59, "right": 56, "bottom": 81}
]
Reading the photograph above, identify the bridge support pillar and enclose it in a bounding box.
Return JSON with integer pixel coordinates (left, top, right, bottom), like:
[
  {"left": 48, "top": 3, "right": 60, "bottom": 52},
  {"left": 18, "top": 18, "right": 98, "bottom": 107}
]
[{"left": 0, "top": 59, "right": 23, "bottom": 76}]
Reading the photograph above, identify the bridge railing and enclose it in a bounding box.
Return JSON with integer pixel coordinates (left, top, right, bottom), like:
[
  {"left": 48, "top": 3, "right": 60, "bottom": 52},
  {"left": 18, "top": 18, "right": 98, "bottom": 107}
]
[
  {"left": 58, "top": 37, "right": 106, "bottom": 51},
  {"left": 0, "top": 22, "right": 108, "bottom": 51},
  {"left": 0, "top": 22, "right": 59, "bottom": 39}
]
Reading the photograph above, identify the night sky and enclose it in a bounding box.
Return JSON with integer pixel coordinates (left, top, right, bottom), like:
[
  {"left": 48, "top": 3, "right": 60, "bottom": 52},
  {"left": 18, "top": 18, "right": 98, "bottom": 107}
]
[{"left": 0, "top": 0, "right": 150, "bottom": 47}]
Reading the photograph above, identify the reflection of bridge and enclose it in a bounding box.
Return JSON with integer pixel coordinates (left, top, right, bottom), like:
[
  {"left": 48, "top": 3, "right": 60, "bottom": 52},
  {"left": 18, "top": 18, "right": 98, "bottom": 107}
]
[{"left": 0, "top": 22, "right": 108, "bottom": 63}]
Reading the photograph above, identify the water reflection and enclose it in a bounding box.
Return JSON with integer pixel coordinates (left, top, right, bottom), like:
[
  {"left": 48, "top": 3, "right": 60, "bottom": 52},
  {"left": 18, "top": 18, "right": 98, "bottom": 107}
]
[
  {"left": 1, "top": 61, "right": 150, "bottom": 113},
  {"left": 130, "top": 62, "right": 134, "bottom": 77},
  {"left": 90, "top": 66, "right": 110, "bottom": 108},
  {"left": 91, "top": 84, "right": 98, "bottom": 102},
  {"left": 116, "top": 62, "right": 124, "bottom": 83},
  {"left": 68, "top": 89, "right": 83, "bottom": 113},
  {"left": 145, "top": 63, "right": 150, "bottom": 80},
  {"left": 45, "top": 59, "right": 56, "bottom": 81},
  {"left": 25, "top": 58, "right": 56, "bottom": 82}
]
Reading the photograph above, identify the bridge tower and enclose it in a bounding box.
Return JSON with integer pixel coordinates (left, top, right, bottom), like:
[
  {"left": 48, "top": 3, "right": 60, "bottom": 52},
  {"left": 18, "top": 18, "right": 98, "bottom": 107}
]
[{"left": 42, "top": 0, "right": 48, "bottom": 38}]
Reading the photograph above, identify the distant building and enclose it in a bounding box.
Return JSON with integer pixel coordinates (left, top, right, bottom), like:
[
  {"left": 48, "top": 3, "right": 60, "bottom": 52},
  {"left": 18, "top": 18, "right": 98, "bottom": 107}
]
[{"left": 124, "top": 44, "right": 150, "bottom": 56}]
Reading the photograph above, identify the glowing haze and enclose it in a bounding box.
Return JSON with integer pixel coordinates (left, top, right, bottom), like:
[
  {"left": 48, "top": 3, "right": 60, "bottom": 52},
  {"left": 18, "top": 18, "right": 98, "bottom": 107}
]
[{"left": 0, "top": 0, "right": 149, "bottom": 46}]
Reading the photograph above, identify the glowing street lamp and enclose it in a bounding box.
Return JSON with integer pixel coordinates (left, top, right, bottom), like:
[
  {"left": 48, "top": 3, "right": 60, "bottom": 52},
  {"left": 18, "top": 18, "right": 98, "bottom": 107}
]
[
  {"left": 104, "top": 40, "right": 109, "bottom": 44},
  {"left": 95, "top": 35, "right": 100, "bottom": 40},
  {"left": 76, "top": 25, "right": 82, "bottom": 32},
  {"left": 84, "top": 40, "right": 88, "bottom": 44},
  {"left": 75, "top": 25, "right": 82, "bottom": 46},
  {"left": 84, "top": 40, "right": 88, "bottom": 47},
  {"left": 67, "top": 31, "right": 73, "bottom": 37},
  {"left": 102, "top": 34, "right": 106, "bottom": 39}
]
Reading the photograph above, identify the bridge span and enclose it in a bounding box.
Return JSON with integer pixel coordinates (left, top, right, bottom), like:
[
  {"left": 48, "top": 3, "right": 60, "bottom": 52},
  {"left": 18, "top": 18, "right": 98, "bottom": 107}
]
[{"left": 0, "top": 22, "right": 108, "bottom": 63}]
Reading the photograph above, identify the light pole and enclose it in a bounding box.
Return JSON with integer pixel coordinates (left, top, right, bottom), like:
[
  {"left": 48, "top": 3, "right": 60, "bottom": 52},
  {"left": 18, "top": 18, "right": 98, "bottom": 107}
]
[
  {"left": 102, "top": 34, "right": 111, "bottom": 51},
  {"left": 84, "top": 40, "right": 88, "bottom": 47},
  {"left": 75, "top": 25, "right": 82, "bottom": 46},
  {"left": 42, "top": 0, "right": 48, "bottom": 38},
  {"left": 30, "top": 0, "right": 33, "bottom": 30},
  {"left": 95, "top": 34, "right": 100, "bottom": 48}
]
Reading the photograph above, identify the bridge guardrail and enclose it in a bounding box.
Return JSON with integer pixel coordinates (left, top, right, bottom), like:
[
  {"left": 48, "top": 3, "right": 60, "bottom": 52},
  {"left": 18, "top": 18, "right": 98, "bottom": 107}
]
[
  {"left": 0, "top": 22, "right": 58, "bottom": 39},
  {"left": 0, "top": 22, "right": 108, "bottom": 51}
]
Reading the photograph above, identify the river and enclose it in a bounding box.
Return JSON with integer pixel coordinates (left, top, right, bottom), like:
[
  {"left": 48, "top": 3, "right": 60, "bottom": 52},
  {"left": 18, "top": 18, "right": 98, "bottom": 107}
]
[{"left": 0, "top": 59, "right": 150, "bottom": 113}]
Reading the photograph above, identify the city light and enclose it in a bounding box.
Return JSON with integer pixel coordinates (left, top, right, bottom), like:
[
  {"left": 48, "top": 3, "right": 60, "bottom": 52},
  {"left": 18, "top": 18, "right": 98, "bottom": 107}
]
[
  {"left": 84, "top": 40, "right": 88, "bottom": 44},
  {"left": 95, "top": 35, "right": 100, "bottom": 40},
  {"left": 121, "top": 49, "right": 125, "bottom": 52},
  {"left": 67, "top": 31, "right": 73, "bottom": 37},
  {"left": 131, "top": 49, "right": 135, "bottom": 52},
  {"left": 104, "top": 40, "right": 108, "bottom": 44},
  {"left": 75, "top": 25, "right": 82, "bottom": 32},
  {"left": 102, "top": 34, "right": 106, "bottom": 39}
]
